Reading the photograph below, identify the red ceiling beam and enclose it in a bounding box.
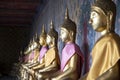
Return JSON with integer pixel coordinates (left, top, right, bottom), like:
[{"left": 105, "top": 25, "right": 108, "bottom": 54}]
[
  {"left": 0, "top": 11, "right": 35, "bottom": 16},
  {"left": 0, "top": 9, "right": 37, "bottom": 12},
  {"left": 0, "top": 16, "right": 32, "bottom": 20},
  {"left": 0, "top": 2, "right": 40, "bottom": 10},
  {"left": 0, "top": 0, "right": 42, "bottom": 27},
  {"left": 0, "top": 21, "right": 32, "bottom": 24},
  {"left": 0, "top": 24, "right": 31, "bottom": 27},
  {"left": 0, "top": 18, "right": 32, "bottom": 24},
  {"left": 0, "top": 0, "right": 41, "bottom": 3},
  {"left": 0, "top": 14, "right": 33, "bottom": 18}
]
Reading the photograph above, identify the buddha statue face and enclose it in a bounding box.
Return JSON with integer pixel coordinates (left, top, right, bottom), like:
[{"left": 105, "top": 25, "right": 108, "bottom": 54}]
[
  {"left": 33, "top": 42, "right": 38, "bottom": 49},
  {"left": 60, "top": 27, "right": 71, "bottom": 42},
  {"left": 27, "top": 41, "right": 32, "bottom": 51},
  {"left": 89, "top": 0, "right": 116, "bottom": 32},
  {"left": 46, "top": 35, "right": 52, "bottom": 45},
  {"left": 89, "top": 9, "right": 107, "bottom": 32},
  {"left": 47, "top": 21, "right": 58, "bottom": 47},
  {"left": 28, "top": 46, "right": 31, "bottom": 52},
  {"left": 39, "top": 24, "right": 47, "bottom": 46},
  {"left": 39, "top": 36, "right": 46, "bottom": 46},
  {"left": 31, "top": 44, "right": 34, "bottom": 51}
]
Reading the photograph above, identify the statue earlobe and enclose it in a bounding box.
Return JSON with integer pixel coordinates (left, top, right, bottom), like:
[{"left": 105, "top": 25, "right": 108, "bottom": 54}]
[
  {"left": 107, "top": 11, "right": 113, "bottom": 32},
  {"left": 52, "top": 37, "right": 55, "bottom": 46},
  {"left": 70, "top": 31, "right": 74, "bottom": 41},
  {"left": 71, "top": 31, "right": 74, "bottom": 37},
  {"left": 108, "top": 11, "right": 113, "bottom": 23},
  {"left": 43, "top": 38, "right": 46, "bottom": 46}
]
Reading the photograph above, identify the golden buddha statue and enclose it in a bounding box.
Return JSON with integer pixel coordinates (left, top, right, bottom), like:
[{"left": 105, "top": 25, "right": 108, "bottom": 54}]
[
  {"left": 48, "top": 8, "right": 84, "bottom": 80},
  {"left": 28, "top": 25, "right": 47, "bottom": 69},
  {"left": 26, "top": 25, "right": 48, "bottom": 71},
  {"left": 27, "top": 35, "right": 40, "bottom": 67},
  {"left": 25, "top": 25, "right": 48, "bottom": 80},
  {"left": 80, "top": 0, "right": 120, "bottom": 80},
  {"left": 20, "top": 40, "right": 33, "bottom": 80},
  {"left": 42, "top": 21, "right": 60, "bottom": 71},
  {"left": 19, "top": 50, "right": 24, "bottom": 63},
  {"left": 21, "top": 37, "right": 40, "bottom": 80},
  {"left": 25, "top": 38, "right": 39, "bottom": 65},
  {"left": 28, "top": 22, "right": 60, "bottom": 80},
  {"left": 21, "top": 40, "right": 33, "bottom": 68},
  {"left": 24, "top": 40, "right": 32, "bottom": 55}
]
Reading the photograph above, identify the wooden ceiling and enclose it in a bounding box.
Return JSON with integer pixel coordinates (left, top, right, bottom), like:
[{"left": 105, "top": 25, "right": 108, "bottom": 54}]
[{"left": 0, "top": 0, "right": 42, "bottom": 27}]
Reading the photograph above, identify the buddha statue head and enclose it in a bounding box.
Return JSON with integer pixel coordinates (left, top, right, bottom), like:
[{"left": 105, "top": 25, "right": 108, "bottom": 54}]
[
  {"left": 31, "top": 34, "right": 40, "bottom": 50},
  {"left": 60, "top": 8, "right": 76, "bottom": 43},
  {"left": 89, "top": 0, "right": 116, "bottom": 33},
  {"left": 32, "top": 34, "right": 40, "bottom": 50},
  {"left": 31, "top": 38, "right": 35, "bottom": 51},
  {"left": 29, "top": 40, "right": 32, "bottom": 51},
  {"left": 47, "top": 21, "right": 58, "bottom": 47},
  {"left": 35, "top": 33, "right": 39, "bottom": 44},
  {"left": 39, "top": 24, "right": 47, "bottom": 46},
  {"left": 25, "top": 40, "right": 32, "bottom": 54}
]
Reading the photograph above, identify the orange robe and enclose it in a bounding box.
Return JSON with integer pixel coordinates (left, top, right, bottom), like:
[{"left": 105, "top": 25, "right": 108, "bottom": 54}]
[
  {"left": 86, "top": 32, "right": 120, "bottom": 80},
  {"left": 33, "top": 49, "right": 40, "bottom": 62},
  {"left": 45, "top": 47, "right": 60, "bottom": 67}
]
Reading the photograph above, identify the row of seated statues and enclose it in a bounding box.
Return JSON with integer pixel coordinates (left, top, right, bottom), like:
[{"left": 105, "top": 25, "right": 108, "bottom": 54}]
[{"left": 19, "top": 0, "right": 120, "bottom": 80}]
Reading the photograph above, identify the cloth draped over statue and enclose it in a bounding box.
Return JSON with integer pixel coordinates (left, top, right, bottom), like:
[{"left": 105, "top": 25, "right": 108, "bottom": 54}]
[
  {"left": 61, "top": 42, "right": 84, "bottom": 77},
  {"left": 86, "top": 32, "right": 120, "bottom": 80},
  {"left": 39, "top": 46, "right": 48, "bottom": 61},
  {"left": 45, "top": 47, "right": 60, "bottom": 67}
]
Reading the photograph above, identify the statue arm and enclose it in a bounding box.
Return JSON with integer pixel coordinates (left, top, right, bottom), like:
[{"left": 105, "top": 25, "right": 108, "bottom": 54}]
[
  {"left": 39, "top": 60, "right": 57, "bottom": 72},
  {"left": 53, "top": 53, "right": 78, "bottom": 79},
  {"left": 28, "top": 62, "right": 39, "bottom": 68},
  {"left": 27, "top": 51, "right": 40, "bottom": 68},
  {"left": 32, "top": 63, "right": 45, "bottom": 70},
  {"left": 97, "top": 60, "right": 120, "bottom": 80},
  {"left": 32, "top": 58, "right": 45, "bottom": 70},
  {"left": 33, "top": 50, "right": 39, "bottom": 62}
]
